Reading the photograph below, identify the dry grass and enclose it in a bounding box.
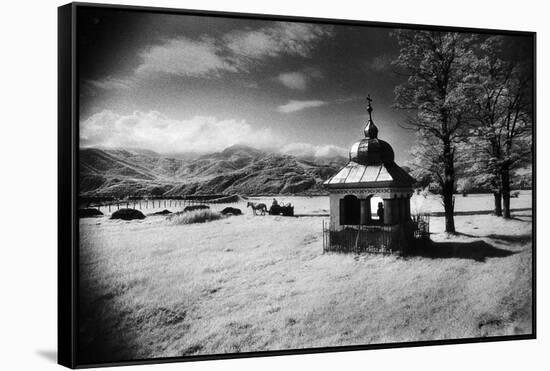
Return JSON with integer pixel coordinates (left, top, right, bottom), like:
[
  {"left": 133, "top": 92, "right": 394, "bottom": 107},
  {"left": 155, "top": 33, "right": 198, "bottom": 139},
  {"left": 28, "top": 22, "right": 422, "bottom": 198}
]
[
  {"left": 169, "top": 209, "right": 225, "bottom": 224},
  {"left": 78, "top": 195, "right": 533, "bottom": 363}
]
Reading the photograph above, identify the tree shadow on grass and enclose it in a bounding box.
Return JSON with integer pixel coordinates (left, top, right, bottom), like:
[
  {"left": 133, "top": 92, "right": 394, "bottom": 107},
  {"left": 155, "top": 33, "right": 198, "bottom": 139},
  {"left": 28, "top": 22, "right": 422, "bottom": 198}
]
[
  {"left": 453, "top": 232, "right": 531, "bottom": 245},
  {"left": 454, "top": 232, "right": 478, "bottom": 238},
  {"left": 406, "top": 240, "right": 517, "bottom": 262},
  {"left": 484, "top": 233, "right": 532, "bottom": 244},
  {"left": 428, "top": 207, "right": 531, "bottom": 217},
  {"left": 78, "top": 286, "right": 140, "bottom": 365}
]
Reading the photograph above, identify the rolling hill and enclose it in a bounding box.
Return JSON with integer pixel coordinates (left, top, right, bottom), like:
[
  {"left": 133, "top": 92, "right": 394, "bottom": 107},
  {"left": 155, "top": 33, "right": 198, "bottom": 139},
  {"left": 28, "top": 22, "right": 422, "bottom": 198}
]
[{"left": 79, "top": 145, "right": 347, "bottom": 198}]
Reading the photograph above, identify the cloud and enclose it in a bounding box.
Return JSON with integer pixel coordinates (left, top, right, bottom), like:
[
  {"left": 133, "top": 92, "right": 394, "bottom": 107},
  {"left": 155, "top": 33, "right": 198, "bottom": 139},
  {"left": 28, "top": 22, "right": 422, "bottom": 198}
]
[
  {"left": 88, "top": 22, "right": 332, "bottom": 89},
  {"left": 276, "top": 68, "right": 323, "bottom": 90},
  {"left": 276, "top": 100, "right": 327, "bottom": 113},
  {"left": 281, "top": 142, "right": 347, "bottom": 158},
  {"left": 224, "top": 22, "right": 332, "bottom": 63},
  {"left": 367, "top": 54, "right": 394, "bottom": 72},
  {"left": 277, "top": 72, "right": 308, "bottom": 90},
  {"left": 80, "top": 110, "right": 347, "bottom": 159},
  {"left": 135, "top": 37, "right": 238, "bottom": 78},
  {"left": 80, "top": 110, "right": 278, "bottom": 153},
  {"left": 87, "top": 77, "right": 134, "bottom": 90}
]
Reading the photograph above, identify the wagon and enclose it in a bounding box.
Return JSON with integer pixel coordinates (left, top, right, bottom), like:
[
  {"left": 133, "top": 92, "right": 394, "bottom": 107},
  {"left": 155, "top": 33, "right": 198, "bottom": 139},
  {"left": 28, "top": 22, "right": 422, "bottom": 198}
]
[{"left": 268, "top": 204, "right": 294, "bottom": 216}]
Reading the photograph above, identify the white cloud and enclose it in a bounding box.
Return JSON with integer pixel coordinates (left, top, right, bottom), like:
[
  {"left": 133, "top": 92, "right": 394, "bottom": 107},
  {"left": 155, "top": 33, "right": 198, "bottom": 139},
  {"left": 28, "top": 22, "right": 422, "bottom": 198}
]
[
  {"left": 80, "top": 110, "right": 349, "bottom": 159},
  {"left": 224, "top": 22, "right": 331, "bottom": 63},
  {"left": 80, "top": 110, "right": 347, "bottom": 159},
  {"left": 80, "top": 110, "right": 278, "bottom": 153},
  {"left": 277, "top": 72, "right": 308, "bottom": 90},
  {"left": 100, "top": 22, "right": 332, "bottom": 84},
  {"left": 281, "top": 142, "right": 347, "bottom": 158},
  {"left": 276, "top": 67, "right": 323, "bottom": 90},
  {"left": 135, "top": 37, "right": 237, "bottom": 78},
  {"left": 276, "top": 100, "right": 327, "bottom": 113}
]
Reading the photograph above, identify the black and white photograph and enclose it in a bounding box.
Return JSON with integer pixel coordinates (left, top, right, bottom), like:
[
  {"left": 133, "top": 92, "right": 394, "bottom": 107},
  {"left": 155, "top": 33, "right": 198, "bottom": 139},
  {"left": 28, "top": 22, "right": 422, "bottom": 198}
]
[{"left": 64, "top": 2, "right": 534, "bottom": 367}]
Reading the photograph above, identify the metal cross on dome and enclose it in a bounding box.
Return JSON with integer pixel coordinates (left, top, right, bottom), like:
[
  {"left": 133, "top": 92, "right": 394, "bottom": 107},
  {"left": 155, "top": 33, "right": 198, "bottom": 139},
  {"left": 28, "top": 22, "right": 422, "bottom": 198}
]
[
  {"left": 366, "top": 94, "right": 373, "bottom": 119},
  {"left": 364, "top": 94, "right": 378, "bottom": 139}
]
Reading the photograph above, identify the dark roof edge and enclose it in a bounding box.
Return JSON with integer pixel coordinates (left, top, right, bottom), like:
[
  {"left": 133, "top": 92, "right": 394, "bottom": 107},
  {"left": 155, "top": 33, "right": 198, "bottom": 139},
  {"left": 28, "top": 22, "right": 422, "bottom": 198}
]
[{"left": 324, "top": 180, "right": 414, "bottom": 189}]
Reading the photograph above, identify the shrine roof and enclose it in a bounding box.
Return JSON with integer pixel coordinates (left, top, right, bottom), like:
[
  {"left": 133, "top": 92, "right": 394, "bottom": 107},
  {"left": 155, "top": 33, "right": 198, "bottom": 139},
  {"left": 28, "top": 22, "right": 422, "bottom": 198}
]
[{"left": 324, "top": 161, "right": 416, "bottom": 189}]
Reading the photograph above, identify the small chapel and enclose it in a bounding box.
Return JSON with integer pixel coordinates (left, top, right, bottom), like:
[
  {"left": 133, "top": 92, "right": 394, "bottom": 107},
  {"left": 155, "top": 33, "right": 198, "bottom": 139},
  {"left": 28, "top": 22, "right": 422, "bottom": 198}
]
[{"left": 323, "top": 95, "right": 423, "bottom": 254}]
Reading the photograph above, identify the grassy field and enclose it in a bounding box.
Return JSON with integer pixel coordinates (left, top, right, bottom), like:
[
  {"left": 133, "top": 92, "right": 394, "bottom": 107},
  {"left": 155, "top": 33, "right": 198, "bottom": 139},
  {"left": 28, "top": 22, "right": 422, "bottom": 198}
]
[{"left": 78, "top": 192, "right": 533, "bottom": 363}]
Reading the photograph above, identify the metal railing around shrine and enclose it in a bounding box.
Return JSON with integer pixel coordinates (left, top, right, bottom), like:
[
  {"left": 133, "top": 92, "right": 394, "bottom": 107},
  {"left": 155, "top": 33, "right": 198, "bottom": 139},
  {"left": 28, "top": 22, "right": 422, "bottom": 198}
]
[
  {"left": 411, "top": 214, "right": 430, "bottom": 239},
  {"left": 322, "top": 215, "right": 430, "bottom": 255}
]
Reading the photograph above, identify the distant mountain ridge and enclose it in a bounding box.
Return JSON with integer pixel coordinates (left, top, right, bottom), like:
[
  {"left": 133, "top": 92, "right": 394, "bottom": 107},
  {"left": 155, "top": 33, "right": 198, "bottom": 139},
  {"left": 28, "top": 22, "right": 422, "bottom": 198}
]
[{"left": 80, "top": 145, "right": 347, "bottom": 197}]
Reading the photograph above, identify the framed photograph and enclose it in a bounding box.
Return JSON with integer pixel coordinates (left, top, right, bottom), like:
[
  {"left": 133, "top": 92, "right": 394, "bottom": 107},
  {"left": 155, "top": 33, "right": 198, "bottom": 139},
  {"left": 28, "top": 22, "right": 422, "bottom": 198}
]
[{"left": 58, "top": 2, "right": 536, "bottom": 368}]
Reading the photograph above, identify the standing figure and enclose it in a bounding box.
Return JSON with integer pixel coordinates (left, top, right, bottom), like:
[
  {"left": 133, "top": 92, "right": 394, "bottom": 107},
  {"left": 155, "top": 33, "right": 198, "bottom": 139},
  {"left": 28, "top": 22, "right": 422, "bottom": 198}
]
[{"left": 377, "top": 202, "right": 384, "bottom": 225}]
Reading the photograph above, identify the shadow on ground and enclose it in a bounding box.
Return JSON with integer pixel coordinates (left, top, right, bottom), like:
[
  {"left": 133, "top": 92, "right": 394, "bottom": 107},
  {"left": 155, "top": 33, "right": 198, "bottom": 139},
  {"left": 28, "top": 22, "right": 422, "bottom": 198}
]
[
  {"left": 78, "top": 285, "right": 140, "bottom": 365},
  {"left": 428, "top": 207, "right": 531, "bottom": 217},
  {"left": 406, "top": 240, "right": 517, "bottom": 262},
  {"left": 484, "top": 234, "right": 532, "bottom": 244},
  {"left": 36, "top": 350, "right": 57, "bottom": 363},
  {"left": 455, "top": 232, "right": 532, "bottom": 245}
]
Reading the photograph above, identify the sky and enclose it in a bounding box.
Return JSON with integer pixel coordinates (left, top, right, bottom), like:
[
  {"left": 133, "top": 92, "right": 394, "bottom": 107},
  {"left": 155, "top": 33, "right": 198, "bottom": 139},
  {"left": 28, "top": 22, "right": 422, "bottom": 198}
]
[{"left": 77, "top": 7, "right": 416, "bottom": 163}]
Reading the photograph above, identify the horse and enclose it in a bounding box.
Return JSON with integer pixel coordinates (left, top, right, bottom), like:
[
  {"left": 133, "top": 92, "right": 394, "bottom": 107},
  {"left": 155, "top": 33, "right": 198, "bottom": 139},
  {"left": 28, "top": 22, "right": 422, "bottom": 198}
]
[{"left": 247, "top": 201, "right": 267, "bottom": 216}]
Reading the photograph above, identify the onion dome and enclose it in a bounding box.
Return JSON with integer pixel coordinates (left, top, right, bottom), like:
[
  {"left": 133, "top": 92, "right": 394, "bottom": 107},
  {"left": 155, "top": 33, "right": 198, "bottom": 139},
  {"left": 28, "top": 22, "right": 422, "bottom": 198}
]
[{"left": 349, "top": 95, "right": 395, "bottom": 165}]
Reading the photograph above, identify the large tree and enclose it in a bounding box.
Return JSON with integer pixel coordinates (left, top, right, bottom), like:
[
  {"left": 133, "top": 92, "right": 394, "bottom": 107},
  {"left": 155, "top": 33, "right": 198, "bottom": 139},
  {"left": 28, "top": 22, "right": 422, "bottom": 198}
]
[
  {"left": 466, "top": 36, "right": 533, "bottom": 218},
  {"left": 392, "top": 30, "right": 476, "bottom": 233}
]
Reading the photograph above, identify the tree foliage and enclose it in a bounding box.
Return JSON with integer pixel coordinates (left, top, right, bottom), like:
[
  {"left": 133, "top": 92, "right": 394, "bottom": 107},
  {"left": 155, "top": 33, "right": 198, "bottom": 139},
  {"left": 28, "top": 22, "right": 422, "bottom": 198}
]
[
  {"left": 464, "top": 35, "right": 533, "bottom": 217},
  {"left": 392, "top": 30, "right": 477, "bottom": 232},
  {"left": 393, "top": 31, "right": 533, "bottom": 224}
]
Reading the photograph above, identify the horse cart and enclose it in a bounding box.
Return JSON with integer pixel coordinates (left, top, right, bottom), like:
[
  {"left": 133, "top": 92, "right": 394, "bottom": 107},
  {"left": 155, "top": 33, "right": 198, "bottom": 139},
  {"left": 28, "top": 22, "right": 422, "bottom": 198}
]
[{"left": 268, "top": 204, "right": 294, "bottom": 216}]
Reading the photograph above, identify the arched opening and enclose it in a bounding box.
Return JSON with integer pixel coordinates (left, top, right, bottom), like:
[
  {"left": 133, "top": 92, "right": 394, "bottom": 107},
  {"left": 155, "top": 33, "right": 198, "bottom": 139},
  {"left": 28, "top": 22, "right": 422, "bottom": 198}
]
[
  {"left": 340, "top": 195, "right": 360, "bottom": 225},
  {"left": 369, "top": 196, "right": 384, "bottom": 224}
]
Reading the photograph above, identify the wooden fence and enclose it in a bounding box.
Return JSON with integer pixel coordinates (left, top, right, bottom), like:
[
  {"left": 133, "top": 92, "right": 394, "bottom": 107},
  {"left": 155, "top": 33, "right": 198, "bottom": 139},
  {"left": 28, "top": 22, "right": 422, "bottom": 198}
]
[{"left": 82, "top": 196, "right": 239, "bottom": 213}]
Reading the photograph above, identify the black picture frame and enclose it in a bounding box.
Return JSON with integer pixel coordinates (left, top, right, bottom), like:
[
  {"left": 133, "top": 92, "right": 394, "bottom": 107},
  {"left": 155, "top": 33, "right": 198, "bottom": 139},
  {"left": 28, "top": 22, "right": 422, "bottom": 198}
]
[{"left": 58, "top": 2, "right": 536, "bottom": 368}]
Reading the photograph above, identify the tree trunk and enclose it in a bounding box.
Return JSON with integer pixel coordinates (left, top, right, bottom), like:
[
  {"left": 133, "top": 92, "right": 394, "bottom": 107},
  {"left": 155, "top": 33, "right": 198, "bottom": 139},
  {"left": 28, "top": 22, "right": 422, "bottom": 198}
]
[
  {"left": 443, "top": 189, "right": 455, "bottom": 233},
  {"left": 493, "top": 191, "right": 502, "bottom": 216},
  {"left": 501, "top": 166, "right": 511, "bottom": 219},
  {"left": 442, "top": 141, "right": 456, "bottom": 233}
]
